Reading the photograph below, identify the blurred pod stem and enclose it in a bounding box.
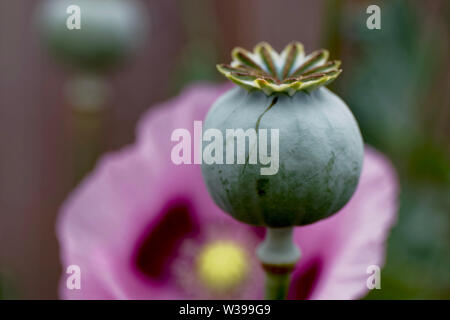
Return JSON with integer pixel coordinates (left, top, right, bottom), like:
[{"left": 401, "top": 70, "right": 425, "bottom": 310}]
[{"left": 65, "top": 73, "right": 110, "bottom": 183}]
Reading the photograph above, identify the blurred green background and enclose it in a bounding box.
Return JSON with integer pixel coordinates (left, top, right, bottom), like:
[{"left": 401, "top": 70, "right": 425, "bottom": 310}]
[{"left": 0, "top": 0, "right": 448, "bottom": 299}]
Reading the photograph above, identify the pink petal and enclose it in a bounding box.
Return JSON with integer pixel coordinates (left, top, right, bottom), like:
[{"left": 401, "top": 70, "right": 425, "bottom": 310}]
[{"left": 57, "top": 145, "right": 184, "bottom": 299}]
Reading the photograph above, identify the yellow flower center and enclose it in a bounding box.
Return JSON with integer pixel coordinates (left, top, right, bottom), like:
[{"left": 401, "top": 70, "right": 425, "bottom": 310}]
[{"left": 196, "top": 240, "right": 248, "bottom": 292}]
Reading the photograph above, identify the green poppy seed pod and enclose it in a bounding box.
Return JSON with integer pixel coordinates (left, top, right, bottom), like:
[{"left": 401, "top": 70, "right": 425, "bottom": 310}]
[
  {"left": 201, "top": 42, "right": 364, "bottom": 228},
  {"left": 37, "top": 0, "right": 147, "bottom": 71}
]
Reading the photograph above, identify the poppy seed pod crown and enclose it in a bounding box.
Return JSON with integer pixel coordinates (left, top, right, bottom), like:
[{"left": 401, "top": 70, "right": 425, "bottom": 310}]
[{"left": 217, "top": 42, "right": 341, "bottom": 96}]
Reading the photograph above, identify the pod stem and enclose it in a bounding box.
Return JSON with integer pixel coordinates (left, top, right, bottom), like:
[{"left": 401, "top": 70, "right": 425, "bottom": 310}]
[
  {"left": 264, "top": 270, "right": 291, "bottom": 300},
  {"left": 65, "top": 73, "right": 110, "bottom": 183},
  {"left": 256, "top": 227, "right": 301, "bottom": 300}
]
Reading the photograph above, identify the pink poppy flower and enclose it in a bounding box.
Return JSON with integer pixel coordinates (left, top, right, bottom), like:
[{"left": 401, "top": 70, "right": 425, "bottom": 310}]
[{"left": 57, "top": 83, "right": 398, "bottom": 300}]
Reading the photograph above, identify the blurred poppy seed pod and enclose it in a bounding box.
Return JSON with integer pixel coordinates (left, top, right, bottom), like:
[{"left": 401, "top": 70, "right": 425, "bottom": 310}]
[
  {"left": 202, "top": 42, "right": 364, "bottom": 228},
  {"left": 37, "top": 0, "right": 147, "bottom": 71}
]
